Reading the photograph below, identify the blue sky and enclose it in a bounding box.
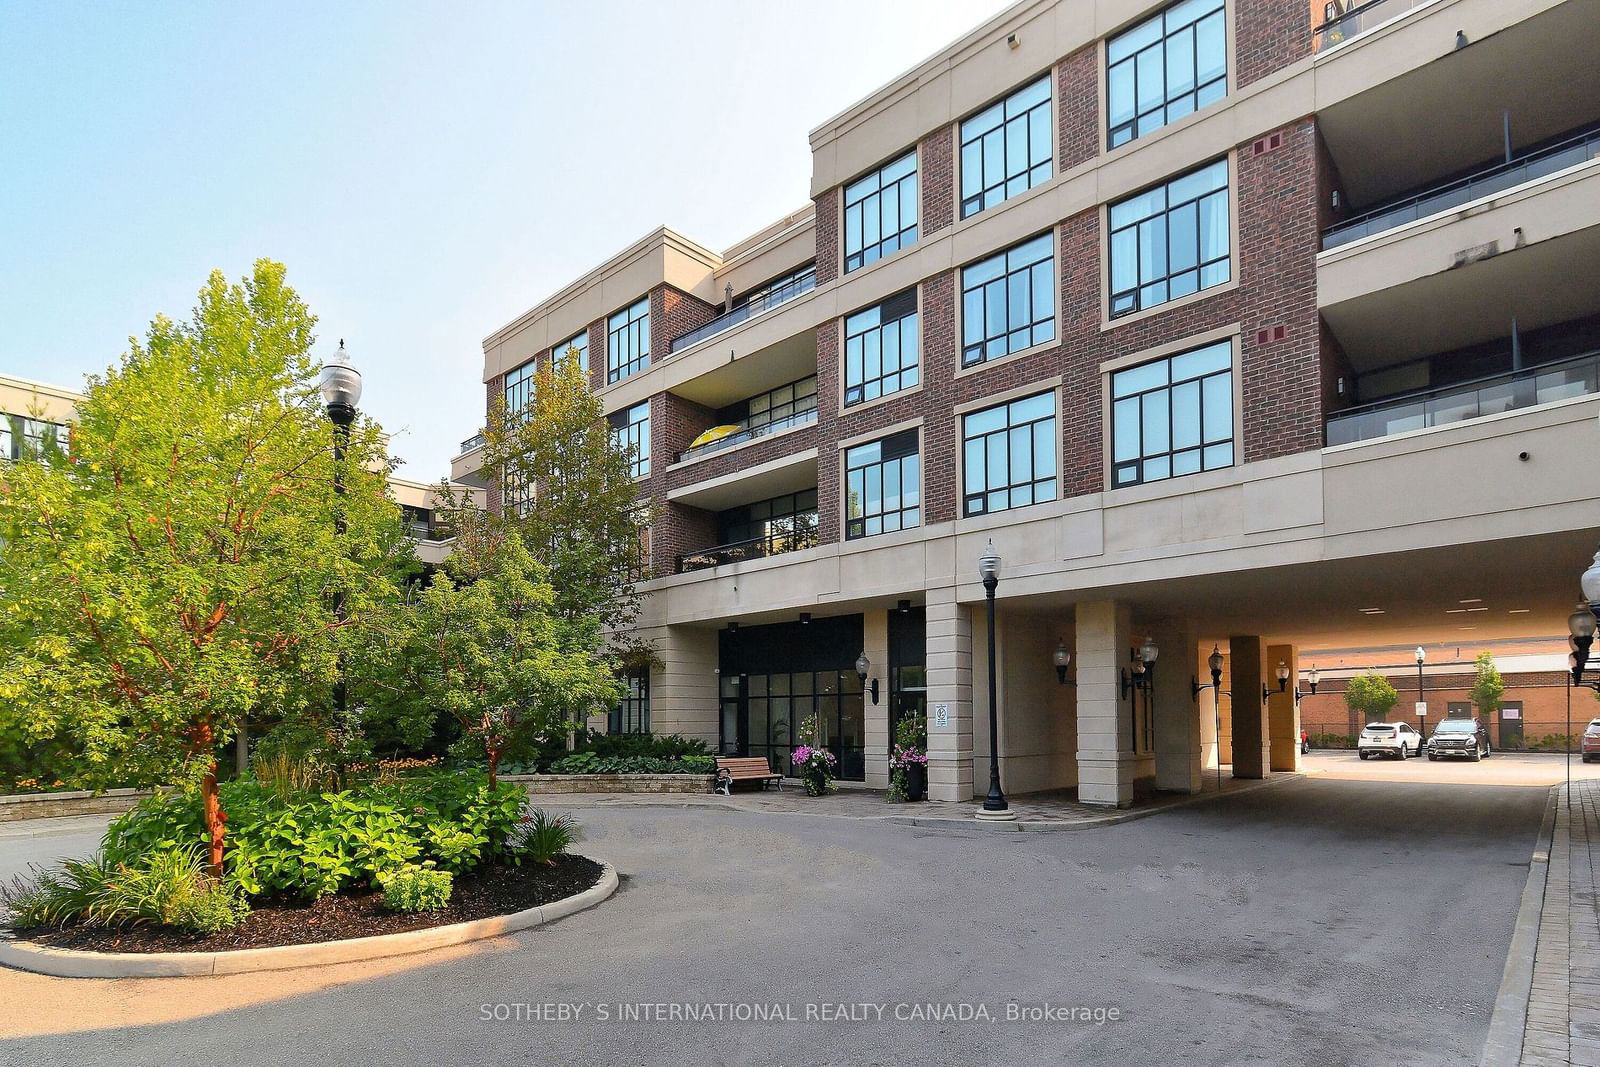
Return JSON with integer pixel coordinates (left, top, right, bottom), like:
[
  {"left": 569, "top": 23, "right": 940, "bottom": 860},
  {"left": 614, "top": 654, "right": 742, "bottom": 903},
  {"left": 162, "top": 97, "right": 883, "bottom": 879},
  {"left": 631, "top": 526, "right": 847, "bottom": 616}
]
[{"left": 0, "top": 0, "right": 1011, "bottom": 479}]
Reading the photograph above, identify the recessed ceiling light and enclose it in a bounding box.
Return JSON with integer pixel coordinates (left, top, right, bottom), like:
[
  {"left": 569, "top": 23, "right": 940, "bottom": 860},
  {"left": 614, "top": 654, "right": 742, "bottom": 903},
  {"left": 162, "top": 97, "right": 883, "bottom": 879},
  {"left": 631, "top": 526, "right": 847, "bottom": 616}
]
[
  {"left": 1467, "top": 606, "right": 1488, "bottom": 612},
  {"left": 1457, "top": 626, "right": 1477, "bottom": 630},
  {"left": 1509, "top": 608, "right": 1530, "bottom": 614},
  {"left": 1445, "top": 609, "right": 1466, "bottom": 614},
  {"left": 1459, "top": 598, "right": 1483, "bottom": 604},
  {"left": 1360, "top": 607, "right": 1382, "bottom": 612}
]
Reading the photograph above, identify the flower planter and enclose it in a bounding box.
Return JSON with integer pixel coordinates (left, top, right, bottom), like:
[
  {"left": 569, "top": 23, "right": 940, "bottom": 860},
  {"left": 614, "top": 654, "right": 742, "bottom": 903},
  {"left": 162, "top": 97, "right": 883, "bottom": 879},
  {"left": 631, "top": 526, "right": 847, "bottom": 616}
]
[{"left": 905, "top": 763, "right": 927, "bottom": 802}]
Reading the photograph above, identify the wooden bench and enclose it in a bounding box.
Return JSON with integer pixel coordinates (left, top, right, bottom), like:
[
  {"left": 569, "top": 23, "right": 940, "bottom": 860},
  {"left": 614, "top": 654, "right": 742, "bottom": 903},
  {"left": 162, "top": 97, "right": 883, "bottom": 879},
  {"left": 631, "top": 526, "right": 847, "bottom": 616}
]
[{"left": 715, "top": 757, "right": 783, "bottom": 795}]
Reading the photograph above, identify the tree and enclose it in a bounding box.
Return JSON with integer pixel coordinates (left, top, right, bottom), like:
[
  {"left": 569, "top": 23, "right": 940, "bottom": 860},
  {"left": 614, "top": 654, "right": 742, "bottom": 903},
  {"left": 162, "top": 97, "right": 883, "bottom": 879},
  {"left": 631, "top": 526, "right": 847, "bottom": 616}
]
[
  {"left": 1471, "top": 651, "right": 1505, "bottom": 719},
  {"left": 0, "top": 261, "right": 404, "bottom": 875},
  {"left": 1344, "top": 671, "right": 1400, "bottom": 725},
  {"left": 383, "top": 538, "right": 622, "bottom": 786}
]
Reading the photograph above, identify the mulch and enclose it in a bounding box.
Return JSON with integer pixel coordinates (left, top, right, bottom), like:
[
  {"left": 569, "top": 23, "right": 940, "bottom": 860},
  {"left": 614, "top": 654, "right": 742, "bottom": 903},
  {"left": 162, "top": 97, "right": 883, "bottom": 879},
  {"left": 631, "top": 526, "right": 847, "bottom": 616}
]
[{"left": 10, "top": 854, "right": 604, "bottom": 954}]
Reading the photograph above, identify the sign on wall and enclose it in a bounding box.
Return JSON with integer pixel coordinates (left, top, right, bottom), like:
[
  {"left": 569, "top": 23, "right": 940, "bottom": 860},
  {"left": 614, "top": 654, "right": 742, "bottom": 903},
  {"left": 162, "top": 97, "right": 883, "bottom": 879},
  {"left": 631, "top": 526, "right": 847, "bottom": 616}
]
[{"left": 933, "top": 703, "right": 949, "bottom": 729}]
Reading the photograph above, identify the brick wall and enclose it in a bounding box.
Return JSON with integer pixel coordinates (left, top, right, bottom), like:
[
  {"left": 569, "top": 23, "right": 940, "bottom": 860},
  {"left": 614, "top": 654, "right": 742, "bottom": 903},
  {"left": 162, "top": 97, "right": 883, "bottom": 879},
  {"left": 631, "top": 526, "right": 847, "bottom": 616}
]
[
  {"left": 1236, "top": 0, "right": 1312, "bottom": 88},
  {"left": 1301, "top": 670, "right": 1582, "bottom": 748},
  {"left": 1057, "top": 45, "right": 1100, "bottom": 170},
  {"left": 484, "top": 372, "right": 505, "bottom": 514},
  {"left": 655, "top": 391, "right": 717, "bottom": 470},
  {"left": 653, "top": 499, "right": 719, "bottom": 575},
  {"left": 655, "top": 284, "right": 719, "bottom": 357},
  {"left": 586, "top": 319, "right": 607, "bottom": 391},
  {"left": 920, "top": 125, "right": 955, "bottom": 238},
  {"left": 814, "top": 190, "right": 839, "bottom": 287}
]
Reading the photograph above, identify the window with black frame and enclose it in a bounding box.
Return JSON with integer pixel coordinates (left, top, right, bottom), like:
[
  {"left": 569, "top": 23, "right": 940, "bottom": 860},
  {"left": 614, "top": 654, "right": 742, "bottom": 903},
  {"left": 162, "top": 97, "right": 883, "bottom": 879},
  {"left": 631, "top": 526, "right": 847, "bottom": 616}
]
[
  {"left": 607, "top": 297, "right": 650, "bottom": 383},
  {"left": 1109, "top": 158, "right": 1230, "bottom": 318},
  {"left": 1110, "top": 339, "right": 1234, "bottom": 487},
  {"left": 844, "top": 289, "right": 919, "bottom": 408},
  {"left": 960, "top": 75, "right": 1052, "bottom": 219},
  {"left": 609, "top": 668, "right": 650, "bottom": 735},
  {"left": 503, "top": 360, "right": 536, "bottom": 420},
  {"left": 844, "top": 151, "right": 918, "bottom": 273},
  {"left": 552, "top": 328, "right": 588, "bottom": 372},
  {"left": 961, "top": 391, "right": 1058, "bottom": 516},
  {"left": 1107, "top": 0, "right": 1227, "bottom": 150},
  {"left": 845, "top": 429, "right": 921, "bottom": 539},
  {"left": 961, "top": 233, "right": 1055, "bottom": 367},
  {"left": 609, "top": 401, "right": 650, "bottom": 479},
  {"left": 717, "top": 489, "right": 818, "bottom": 553},
  {"left": 737, "top": 376, "right": 816, "bottom": 434}
]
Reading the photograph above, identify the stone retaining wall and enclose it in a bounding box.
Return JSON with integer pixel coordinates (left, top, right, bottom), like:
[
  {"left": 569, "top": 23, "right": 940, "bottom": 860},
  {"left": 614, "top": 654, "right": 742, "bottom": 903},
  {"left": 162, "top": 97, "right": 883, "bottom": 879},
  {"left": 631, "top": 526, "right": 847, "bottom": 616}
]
[
  {"left": 502, "top": 773, "right": 714, "bottom": 795},
  {"left": 0, "top": 787, "right": 151, "bottom": 823}
]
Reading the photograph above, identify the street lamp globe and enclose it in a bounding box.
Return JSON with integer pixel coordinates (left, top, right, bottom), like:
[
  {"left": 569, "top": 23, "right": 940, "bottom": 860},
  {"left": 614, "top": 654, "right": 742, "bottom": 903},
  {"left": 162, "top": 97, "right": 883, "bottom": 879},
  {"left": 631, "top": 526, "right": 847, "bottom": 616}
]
[
  {"left": 1276, "top": 660, "right": 1290, "bottom": 690},
  {"left": 978, "top": 540, "right": 1001, "bottom": 585},
  {"left": 1415, "top": 646, "right": 1425, "bottom": 666},
  {"left": 1207, "top": 646, "right": 1224, "bottom": 676},
  {"left": 1570, "top": 601, "right": 1598, "bottom": 640},
  {"left": 1140, "top": 636, "right": 1159, "bottom": 666},
  {"left": 318, "top": 339, "right": 363, "bottom": 418},
  {"left": 1308, "top": 666, "right": 1320, "bottom": 690},
  {"left": 1053, "top": 640, "right": 1071, "bottom": 684},
  {"left": 1583, "top": 548, "right": 1600, "bottom": 607},
  {"left": 855, "top": 652, "right": 871, "bottom": 682}
]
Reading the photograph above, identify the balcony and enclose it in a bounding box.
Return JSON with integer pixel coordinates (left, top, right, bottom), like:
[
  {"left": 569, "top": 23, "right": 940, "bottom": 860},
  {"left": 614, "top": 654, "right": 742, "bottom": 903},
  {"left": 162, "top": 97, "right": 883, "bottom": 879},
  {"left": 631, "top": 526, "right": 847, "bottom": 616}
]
[
  {"left": 676, "top": 514, "right": 819, "bottom": 574},
  {"left": 1312, "top": 0, "right": 1430, "bottom": 54},
  {"left": 1324, "top": 124, "right": 1600, "bottom": 250},
  {"left": 668, "top": 266, "right": 816, "bottom": 354},
  {"left": 1327, "top": 350, "right": 1600, "bottom": 447},
  {"left": 677, "top": 407, "right": 817, "bottom": 464},
  {"left": 450, "top": 432, "right": 489, "bottom": 488}
]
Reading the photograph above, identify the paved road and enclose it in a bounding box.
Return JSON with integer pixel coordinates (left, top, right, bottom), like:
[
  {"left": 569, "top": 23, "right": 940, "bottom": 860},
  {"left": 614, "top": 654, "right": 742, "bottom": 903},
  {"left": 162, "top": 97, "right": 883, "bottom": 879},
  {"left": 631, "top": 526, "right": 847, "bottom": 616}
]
[
  {"left": 1304, "top": 749, "right": 1600, "bottom": 787},
  {"left": 0, "top": 778, "right": 1547, "bottom": 1066}
]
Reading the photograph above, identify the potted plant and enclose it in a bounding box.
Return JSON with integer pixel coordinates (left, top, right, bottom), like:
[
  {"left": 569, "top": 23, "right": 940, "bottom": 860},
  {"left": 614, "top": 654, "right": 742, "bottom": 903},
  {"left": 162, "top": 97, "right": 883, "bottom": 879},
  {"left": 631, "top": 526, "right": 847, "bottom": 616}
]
[
  {"left": 888, "top": 711, "right": 928, "bottom": 802},
  {"left": 792, "top": 714, "right": 836, "bottom": 797}
]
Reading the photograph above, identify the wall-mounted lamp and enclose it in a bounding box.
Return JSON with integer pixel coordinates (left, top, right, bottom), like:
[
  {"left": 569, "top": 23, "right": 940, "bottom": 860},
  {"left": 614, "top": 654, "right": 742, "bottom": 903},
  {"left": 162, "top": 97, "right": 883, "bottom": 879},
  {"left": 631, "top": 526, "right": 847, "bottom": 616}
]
[
  {"left": 1053, "top": 640, "right": 1073, "bottom": 685},
  {"left": 856, "top": 652, "right": 879, "bottom": 705},
  {"left": 727, "top": 622, "right": 739, "bottom": 634},
  {"left": 1191, "top": 645, "right": 1225, "bottom": 700},
  {"left": 799, "top": 612, "right": 812, "bottom": 625},
  {"left": 1120, "top": 638, "right": 1158, "bottom": 698},
  {"left": 1006, "top": 31, "right": 1020, "bottom": 49},
  {"left": 1305, "top": 666, "right": 1320, "bottom": 695},
  {"left": 897, "top": 599, "right": 911, "bottom": 613},
  {"left": 1275, "top": 660, "right": 1290, "bottom": 692}
]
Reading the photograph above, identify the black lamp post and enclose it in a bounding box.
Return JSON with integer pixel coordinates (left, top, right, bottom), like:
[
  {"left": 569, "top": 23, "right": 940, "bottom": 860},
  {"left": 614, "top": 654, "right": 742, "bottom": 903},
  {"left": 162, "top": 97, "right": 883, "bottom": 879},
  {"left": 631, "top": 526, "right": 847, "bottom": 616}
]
[
  {"left": 979, "top": 540, "right": 1007, "bottom": 814},
  {"left": 1193, "top": 645, "right": 1225, "bottom": 792},
  {"left": 1306, "top": 666, "right": 1320, "bottom": 695},
  {"left": 1415, "top": 645, "right": 1427, "bottom": 747},
  {"left": 318, "top": 340, "right": 362, "bottom": 721}
]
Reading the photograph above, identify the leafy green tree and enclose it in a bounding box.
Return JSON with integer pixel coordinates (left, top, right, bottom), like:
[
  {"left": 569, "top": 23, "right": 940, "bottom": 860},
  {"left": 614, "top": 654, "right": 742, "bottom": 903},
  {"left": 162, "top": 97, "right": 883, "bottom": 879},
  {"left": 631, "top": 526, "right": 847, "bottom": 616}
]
[
  {"left": 1344, "top": 671, "right": 1400, "bottom": 725},
  {"left": 0, "top": 261, "right": 405, "bottom": 874},
  {"left": 376, "top": 538, "right": 622, "bottom": 785},
  {"left": 1471, "top": 651, "right": 1505, "bottom": 719}
]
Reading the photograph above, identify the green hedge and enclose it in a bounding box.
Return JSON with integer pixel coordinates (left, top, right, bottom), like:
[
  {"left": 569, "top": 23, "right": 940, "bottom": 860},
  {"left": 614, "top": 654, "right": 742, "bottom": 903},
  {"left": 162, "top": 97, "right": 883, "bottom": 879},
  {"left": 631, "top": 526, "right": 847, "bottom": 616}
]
[
  {"left": 541, "top": 753, "right": 715, "bottom": 776},
  {"left": 500, "top": 732, "right": 712, "bottom": 775}
]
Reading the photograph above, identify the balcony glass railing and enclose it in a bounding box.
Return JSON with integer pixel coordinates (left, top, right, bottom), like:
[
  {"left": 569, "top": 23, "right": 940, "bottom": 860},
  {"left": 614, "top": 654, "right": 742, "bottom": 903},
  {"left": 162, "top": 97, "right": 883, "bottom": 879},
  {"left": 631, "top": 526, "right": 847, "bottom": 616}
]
[
  {"left": 676, "top": 515, "right": 819, "bottom": 574},
  {"left": 676, "top": 407, "right": 817, "bottom": 464},
  {"left": 1326, "top": 350, "right": 1600, "bottom": 447},
  {"left": 1324, "top": 126, "right": 1600, "bottom": 250},
  {"left": 458, "top": 432, "right": 486, "bottom": 455},
  {"left": 668, "top": 267, "right": 817, "bottom": 354},
  {"left": 1312, "top": 0, "right": 1430, "bottom": 54}
]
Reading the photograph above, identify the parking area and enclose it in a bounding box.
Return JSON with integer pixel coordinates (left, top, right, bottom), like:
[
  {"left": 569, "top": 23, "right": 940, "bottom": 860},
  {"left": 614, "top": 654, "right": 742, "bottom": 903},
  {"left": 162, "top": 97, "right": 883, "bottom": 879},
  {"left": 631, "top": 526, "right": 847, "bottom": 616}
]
[{"left": 1303, "top": 748, "right": 1600, "bottom": 787}]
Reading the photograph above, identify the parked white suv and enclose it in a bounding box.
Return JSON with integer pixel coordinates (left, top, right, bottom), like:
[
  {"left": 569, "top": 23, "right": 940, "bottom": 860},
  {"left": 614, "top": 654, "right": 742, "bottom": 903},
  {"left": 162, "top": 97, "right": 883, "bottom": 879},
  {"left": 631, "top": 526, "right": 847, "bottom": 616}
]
[{"left": 1358, "top": 722, "right": 1421, "bottom": 760}]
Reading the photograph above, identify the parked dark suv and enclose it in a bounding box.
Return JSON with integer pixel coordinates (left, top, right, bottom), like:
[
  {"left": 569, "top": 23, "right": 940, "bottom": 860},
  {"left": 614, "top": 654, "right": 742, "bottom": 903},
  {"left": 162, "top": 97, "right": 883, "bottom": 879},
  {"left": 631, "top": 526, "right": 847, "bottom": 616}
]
[{"left": 1427, "top": 718, "right": 1491, "bottom": 761}]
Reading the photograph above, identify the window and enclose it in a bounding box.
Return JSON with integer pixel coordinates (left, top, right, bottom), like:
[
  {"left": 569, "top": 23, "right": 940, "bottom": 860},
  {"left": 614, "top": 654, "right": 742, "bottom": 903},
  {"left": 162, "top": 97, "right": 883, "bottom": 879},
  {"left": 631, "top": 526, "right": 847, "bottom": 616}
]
[
  {"left": 961, "top": 392, "right": 1058, "bottom": 516},
  {"left": 736, "top": 263, "right": 817, "bottom": 312},
  {"left": 610, "top": 401, "right": 650, "bottom": 479},
  {"left": 553, "top": 328, "right": 588, "bottom": 371},
  {"left": 960, "top": 76, "right": 1052, "bottom": 218},
  {"left": 607, "top": 297, "right": 650, "bottom": 383},
  {"left": 8, "top": 417, "right": 66, "bottom": 461},
  {"left": 844, "top": 151, "right": 918, "bottom": 273},
  {"left": 504, "top": 360, "right": 535, "bottom": 419},
  {"left": 718, "top": 489, "right": 819, "bottom": 551},
  {"left": 844, "top": 290, "right": 919, "bottom": 407},
  {"left": 1108, "top": 158, "right": 1230, "bottom": 318},
  {"left": 503, "top": 476, "right": 534, "bottom": 519},
  {"left": 609, "top": 668, "right": 650, "bottom": 735},
  {"left": 0, "top": 417, "right": 11, "bottom": 461},
  {"left": 1108, "top": 0, "right": 1228, "bottom": 149},
  {"left": 961, "top": 233, "right": 1055, "bottom": 367},
  {"left": 740, "top": 375, "right": 817, "bottom": 434},
  {"left": 845, "top": 429, "right": 920, "bottom": 539},
  {"left": 1110, "top": 339, "right": 1234, "bottom": 487}
]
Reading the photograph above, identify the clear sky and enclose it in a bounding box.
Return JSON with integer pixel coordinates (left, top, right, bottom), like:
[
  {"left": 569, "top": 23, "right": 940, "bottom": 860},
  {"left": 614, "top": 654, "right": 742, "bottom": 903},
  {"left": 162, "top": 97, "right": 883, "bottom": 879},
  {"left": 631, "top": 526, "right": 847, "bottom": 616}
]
[{"left": 0, "top": 0, "right": 1013, "bottom": 481}]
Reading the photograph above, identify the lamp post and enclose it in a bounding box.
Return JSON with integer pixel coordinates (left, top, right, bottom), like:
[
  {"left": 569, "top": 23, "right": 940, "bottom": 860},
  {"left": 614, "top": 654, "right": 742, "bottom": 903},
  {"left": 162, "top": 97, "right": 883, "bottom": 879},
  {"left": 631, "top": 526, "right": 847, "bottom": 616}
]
[
  {"left": 977, "top": 540, "right": 1008, "bottom": 816},
  {"left": 1193, "top": 645, "right": 1225, "bottom": 792},
  {"left": 1415, "top": 645, "right": 1427, "bottom": 748},
  {"left": 319, "top": 340, "right": 362, "bottom": 722}
]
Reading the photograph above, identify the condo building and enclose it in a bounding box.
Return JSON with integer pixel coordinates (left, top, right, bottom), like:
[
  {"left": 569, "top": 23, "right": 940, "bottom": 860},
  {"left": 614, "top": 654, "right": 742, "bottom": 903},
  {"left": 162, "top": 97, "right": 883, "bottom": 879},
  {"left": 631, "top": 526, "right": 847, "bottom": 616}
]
[{"left": 457, "top": 0, "right": 1600, "bottom": 804}]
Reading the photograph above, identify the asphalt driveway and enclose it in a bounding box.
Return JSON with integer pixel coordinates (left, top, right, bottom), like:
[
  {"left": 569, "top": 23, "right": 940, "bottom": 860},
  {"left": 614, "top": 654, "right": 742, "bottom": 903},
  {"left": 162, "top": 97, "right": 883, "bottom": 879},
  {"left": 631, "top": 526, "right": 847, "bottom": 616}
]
[{"left": 0, "top": 777, "right": 1547, "bottom": 1066}]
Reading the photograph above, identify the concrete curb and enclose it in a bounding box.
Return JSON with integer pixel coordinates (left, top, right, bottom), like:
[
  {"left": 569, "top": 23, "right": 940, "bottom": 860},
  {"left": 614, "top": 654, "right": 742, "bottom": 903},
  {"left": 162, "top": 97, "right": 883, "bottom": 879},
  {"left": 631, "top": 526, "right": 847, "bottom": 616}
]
[
  {"left": 0, "top": 813, "right": 120, "bottom": 840},
  {"left": 0, "top": 859, "right": 617, "bottom": 980},
  {"left": 1478, "top": 785, "right": 1558, "bottom": 1067}
]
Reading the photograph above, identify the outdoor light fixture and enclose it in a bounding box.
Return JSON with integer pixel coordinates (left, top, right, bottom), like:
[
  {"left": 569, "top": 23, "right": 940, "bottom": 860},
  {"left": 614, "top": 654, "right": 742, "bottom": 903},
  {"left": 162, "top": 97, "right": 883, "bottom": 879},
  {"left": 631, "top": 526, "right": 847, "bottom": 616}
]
[
  {"left": 856, "top": 652, "right": 878, "bottom": 705},
  {"left": 1414, "top": 646, "right": 1428, "bottom": 736},
  {"left": 1192, "top": 645, "right": 1227, "bottom": 793},
  {"left": 897, "top": 599, "right": 911, "bottom": 613},
  {"left": 1569, "top": 548, "right": 1600, "bottom": 689},
  {"left": 727, "top": 621, "right": 738, "bottom": 634},
  {"left": 977, "top": 540, "right": 1009, "bottom": 817},
  {"left": 1121, "top": 638, "right": 1158, "bottom": 698},
  {"left": 799, "top": 612, "right": 812, "bottom": 625},
  {"left": 1053, "top": 640, "right": 1072, "bottom": 685},
  {"left": 318, "top": 340, "right": 362, "bottom": 723},
  {"left": 1275, "top": 660, "right": 1290, "bottom": 692},
  {"left": 1306, "top": 666, "right": 1320, "bottom": 695}
]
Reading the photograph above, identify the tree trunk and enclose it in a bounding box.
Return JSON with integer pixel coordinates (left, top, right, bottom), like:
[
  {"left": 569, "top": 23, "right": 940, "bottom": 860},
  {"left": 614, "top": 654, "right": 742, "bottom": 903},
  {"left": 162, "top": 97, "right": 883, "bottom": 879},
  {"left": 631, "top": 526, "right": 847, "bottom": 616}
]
[
  {"left": 193, "top": 722, "right": 226, "bottom": 879},
  {"left": 235, "top": 720, "right": 249, "bottom": 778},
  {"left": 486, "top": 748, "right": 500, "bottom": 790}
]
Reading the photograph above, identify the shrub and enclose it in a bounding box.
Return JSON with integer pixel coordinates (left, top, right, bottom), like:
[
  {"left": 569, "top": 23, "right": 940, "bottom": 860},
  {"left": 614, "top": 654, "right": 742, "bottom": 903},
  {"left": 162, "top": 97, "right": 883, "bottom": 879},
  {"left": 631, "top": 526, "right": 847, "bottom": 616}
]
[
  {"left": 518, "top": 810, "right": 574, "bottom": 865},
  {"left": 378, "top": 863, "right": 453, "bottom": 912},
  {"left": 502, "top": 731, "right": 711, "bottom": 774},
  {"left": 1309, "top": 732, "right": 1356, "bottom": 750},
  {"left": 3, "top": 846, "right": 248, "bottom": 933}
]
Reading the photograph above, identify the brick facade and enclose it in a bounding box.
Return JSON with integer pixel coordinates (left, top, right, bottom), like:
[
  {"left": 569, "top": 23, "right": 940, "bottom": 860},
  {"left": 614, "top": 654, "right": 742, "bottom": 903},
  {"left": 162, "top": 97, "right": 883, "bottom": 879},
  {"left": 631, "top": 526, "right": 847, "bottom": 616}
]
[
  {"left": 1056, "top": 45, "right": 1100, "bottom": 171},
  {"left": 1235, "top": 0, "right": 1312, "bottom": 89},
  {"left": 813, "top": 189, "right": 839, "bottom": 287},
  {"left": 654, "top": 284, "right": 719, "bottom": 358},
  {"left": 919, "top": 126, "right": 954, "bottom": 238},
  {"left": 1301, "top": 670, "right": 1582, "bottom": 749}
]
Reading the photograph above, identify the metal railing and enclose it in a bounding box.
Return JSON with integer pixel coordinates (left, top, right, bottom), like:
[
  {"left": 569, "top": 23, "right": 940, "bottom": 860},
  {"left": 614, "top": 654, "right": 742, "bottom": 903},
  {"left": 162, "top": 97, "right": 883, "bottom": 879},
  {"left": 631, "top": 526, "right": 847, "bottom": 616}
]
[
  {"left": 458, "top": 432, "right": 486, "bottom": 455},
  {"left": 668, "top": 268, "right": 817, "bottom": 354},
  {"left": 1311, "top": 0, "right": 1429, "bottom": 54},
  {"left": 1326, "top": 350, "right": 1600, "bottom": 447},
  {"left": 676, "top": 407, "right": 817, "bottom": 464},
  {"left": 676, "top": 516, "right": 819, "bottom": 574},
  {"left": 1324, "top": 125, "right": 1600, "bottom": 249}
]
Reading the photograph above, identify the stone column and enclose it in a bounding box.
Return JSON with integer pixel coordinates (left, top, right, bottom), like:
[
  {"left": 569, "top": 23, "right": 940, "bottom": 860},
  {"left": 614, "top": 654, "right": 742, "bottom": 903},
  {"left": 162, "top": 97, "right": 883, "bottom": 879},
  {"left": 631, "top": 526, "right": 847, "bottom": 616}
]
[
  {"left": 1267, "top": 643, "right": 1301, "bottom": 772},
  {"left": 863, "top": 609, "right": 892, "bottom": 789},
  {"left": 1077, "top": 600, "right": 1135, "bottom": 808},
  {"left": 650, "top": 624, "right": 720, "bottom": 746},
  {"left": 1154, "top": 622, "right": 1201, "bottom": 794},
  {"left": 1229, "top": 635, "right": 1270, "bottom": 779},
  {"left": 925, "top": 589, "right": 974, "bottom": 802}
]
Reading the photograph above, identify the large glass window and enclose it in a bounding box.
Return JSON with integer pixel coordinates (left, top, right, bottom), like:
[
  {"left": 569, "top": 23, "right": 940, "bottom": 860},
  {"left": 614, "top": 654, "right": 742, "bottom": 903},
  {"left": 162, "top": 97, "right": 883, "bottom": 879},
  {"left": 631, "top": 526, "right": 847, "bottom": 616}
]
[
  {"left": 960, "top": 76, "right": 1052, "bottom": 218},
  {"left": 504, "top": 360, "right": 535, "bottom": 419},
  {"left": 724, "top": 669, "right": 865, "bottom": 781},
  {"left": 718, "top": 489, "right": 819, "bottom": 551},
  {"left": 1111, "top": 339, "right": 1234, "bottom": 487},
  {"left": 6, "top": 416, "right": 66, "bottom": 462},
  {"left": 553, "top": 328, "right": 588, "bottom": 371},
  {"left": 1108, "top": 0, "right": 1228, "bottom": 149},
  {"left": 740, "top": 376, "right": 817, "bottom": 434},
  {"left": 961, "top": 392, "right": 1058, "bottom": 516},
  {"left": 844, "top": 151, "right": 918, "bottom": 273},
  {"left": 845, "top": 429, "right": 920, "bottom": 540},
  {"left": 607, "top": 297, "right": 650, "bottom": 383},
  {"left": 844, "top": 290, "right": 919, "bottom": 407},
  {"left": 608, "top": 668, "right": 650, "bottom": 735},
  {"left": 1109, "top": 158, "right": 1230, "bottom": 318},
  {"left": 961, "top": 233, "right": 1055, "bottom": 367},
  {"left": 609, "top": 401, "right": 650, "bottom": 479}
]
